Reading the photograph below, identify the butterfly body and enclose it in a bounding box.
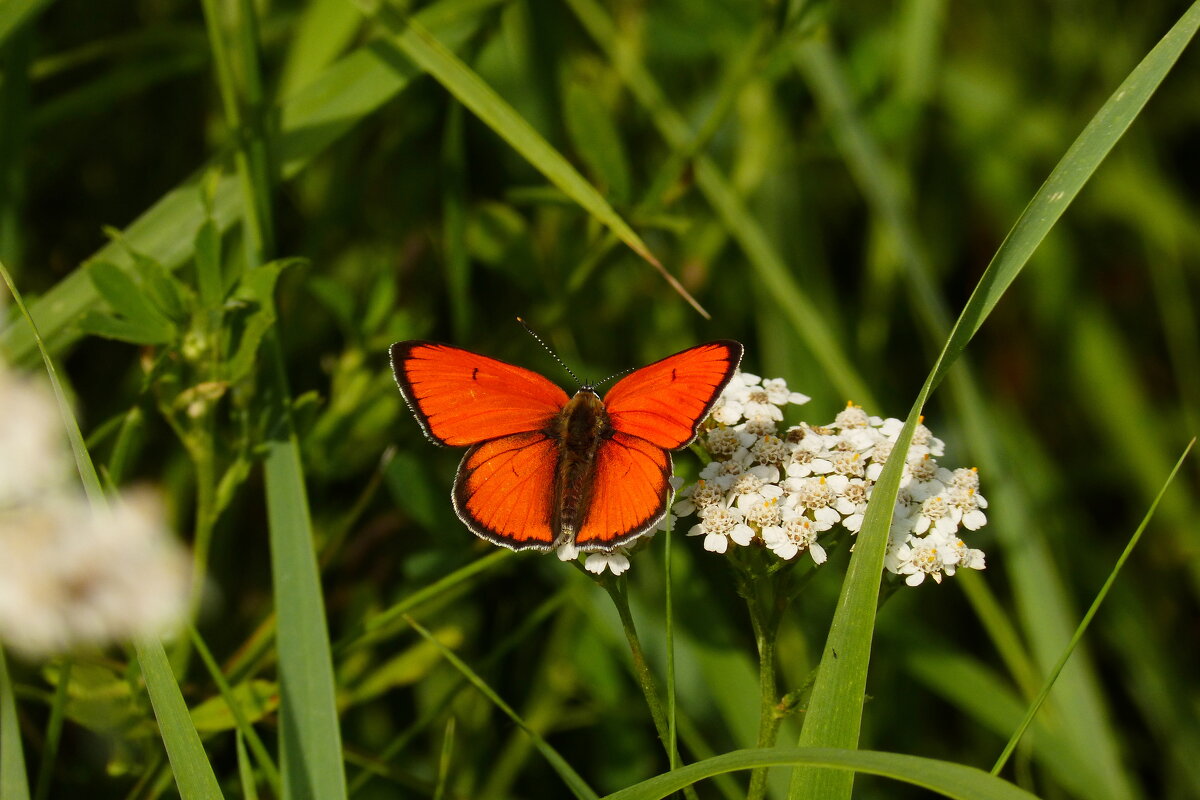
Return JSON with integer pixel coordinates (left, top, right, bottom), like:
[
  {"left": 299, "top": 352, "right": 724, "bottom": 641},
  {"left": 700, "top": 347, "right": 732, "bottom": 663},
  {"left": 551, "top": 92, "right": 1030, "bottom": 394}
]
[
  {"left": 549, "top": 389, "right": 610, "bottom": 545},
  {"left": 392, "top": 339, "right": 742, "bottom": 553}
]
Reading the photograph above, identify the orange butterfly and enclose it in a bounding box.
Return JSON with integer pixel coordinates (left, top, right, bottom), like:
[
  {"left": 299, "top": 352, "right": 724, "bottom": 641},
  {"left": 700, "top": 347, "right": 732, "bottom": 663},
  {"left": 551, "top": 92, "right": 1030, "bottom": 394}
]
[{"left": 390, "top": 339, "right": 743, "bottom": 552}]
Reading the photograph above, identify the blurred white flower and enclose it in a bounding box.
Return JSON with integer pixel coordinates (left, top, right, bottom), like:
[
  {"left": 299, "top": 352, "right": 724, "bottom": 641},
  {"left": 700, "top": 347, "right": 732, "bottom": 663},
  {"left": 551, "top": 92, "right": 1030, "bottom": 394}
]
[
  {"left": 0, "top": 363, "right": 70, "bottom": 508},
  {"left": 0, "top": 490, "right": 190, "bottom": 659},
  {"left": 0, "top": 359, "right": 192, "bottom": 660}
]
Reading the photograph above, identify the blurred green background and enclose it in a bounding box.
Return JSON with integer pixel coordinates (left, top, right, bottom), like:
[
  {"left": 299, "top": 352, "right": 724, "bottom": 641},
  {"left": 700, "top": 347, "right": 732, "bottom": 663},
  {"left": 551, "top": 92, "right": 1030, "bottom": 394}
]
[{"left": 1, "top": 0, "right": 1197, "bottom": 798}]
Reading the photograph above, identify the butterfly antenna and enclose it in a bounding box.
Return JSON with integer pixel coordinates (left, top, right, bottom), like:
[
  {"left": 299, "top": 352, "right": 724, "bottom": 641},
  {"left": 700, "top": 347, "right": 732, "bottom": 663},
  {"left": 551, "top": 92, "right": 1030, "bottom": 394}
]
[
  {"left": 593, "top": 365, "right": 636, "bottom": 389},
  {"left": 517, "top": 317, "right": 582, "bottom": 387}
]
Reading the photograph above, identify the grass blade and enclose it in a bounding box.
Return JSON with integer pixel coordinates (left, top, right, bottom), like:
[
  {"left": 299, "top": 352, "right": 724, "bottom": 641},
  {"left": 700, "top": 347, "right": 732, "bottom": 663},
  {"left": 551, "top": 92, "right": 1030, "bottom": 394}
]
[
  {"left": 356, "top": 1, "right": 713, "bottom": 317},
  {"left": 0, "top": 261, "right": 102, "bottom": 503},
  {"left": 0, "top": 0, "right": 50, "bottom": 49},
  {"left": 199, "top": 0, "right": 350, "bottom": 791},
  {"left": 992, "top": 438, "right": 1195, "bottom": 772},
  {"left": 0, "top": 647, "right": 31, "bottom": 800},
  {"left": 135, "top": 640, "right": 226, "bottom": 800},
  {"left": 788, "top": 5, "right": 1200, "bottom": 798},
  {"left": 602, "top": 748, "right": 1040, "bottom": 800},
  {"left": 564, "top": 0, "right": 876, "bottom": 406},
  {"left": 404, "top": 615, "right": 599, "bottom": 800},
  {"left": 189, "top": 626, "right": 281, "bottom": 795}
]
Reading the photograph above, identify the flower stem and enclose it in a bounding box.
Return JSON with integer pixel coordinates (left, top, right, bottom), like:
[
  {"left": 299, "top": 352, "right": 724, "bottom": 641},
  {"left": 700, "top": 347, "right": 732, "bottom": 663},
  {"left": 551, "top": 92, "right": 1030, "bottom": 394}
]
[
  {"left": 745, "top": 566, "right": 789, "bottom": 800},
  {"left": 601, "top": 576, "right": 699, "bottom": 800}
]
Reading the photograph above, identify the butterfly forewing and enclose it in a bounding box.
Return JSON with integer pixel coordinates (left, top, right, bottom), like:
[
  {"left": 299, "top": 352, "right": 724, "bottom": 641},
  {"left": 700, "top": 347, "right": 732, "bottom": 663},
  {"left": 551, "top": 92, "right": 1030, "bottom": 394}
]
[
  {"left": 390, "top": 341, "right": 570, "bottom": 446},
  {"left": 603, "top": 341, "right": 743, "bottom": 449}
]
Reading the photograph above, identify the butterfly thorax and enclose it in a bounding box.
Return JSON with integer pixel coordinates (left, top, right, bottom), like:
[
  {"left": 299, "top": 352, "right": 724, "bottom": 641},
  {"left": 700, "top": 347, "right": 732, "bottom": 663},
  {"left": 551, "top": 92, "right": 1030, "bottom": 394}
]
[{"left": 549, "top": 389, "right": 611, "bottom": 545}]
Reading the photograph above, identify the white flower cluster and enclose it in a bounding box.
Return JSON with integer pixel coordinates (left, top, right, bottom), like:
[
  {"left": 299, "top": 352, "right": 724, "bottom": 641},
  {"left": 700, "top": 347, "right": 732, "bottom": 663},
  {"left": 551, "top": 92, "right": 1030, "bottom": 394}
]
[
  {"left": 0, "top": 360, "right": 191, "bottom": 659},
  {"left": 678, "top": 372, "right": 987, "bottom": 586}
]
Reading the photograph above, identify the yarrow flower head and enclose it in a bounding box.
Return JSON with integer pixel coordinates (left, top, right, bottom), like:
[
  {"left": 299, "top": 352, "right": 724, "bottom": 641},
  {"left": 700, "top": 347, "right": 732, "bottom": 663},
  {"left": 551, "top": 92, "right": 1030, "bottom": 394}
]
[{"left": 675, "top": 380, "right": 988, "bottom": 587}]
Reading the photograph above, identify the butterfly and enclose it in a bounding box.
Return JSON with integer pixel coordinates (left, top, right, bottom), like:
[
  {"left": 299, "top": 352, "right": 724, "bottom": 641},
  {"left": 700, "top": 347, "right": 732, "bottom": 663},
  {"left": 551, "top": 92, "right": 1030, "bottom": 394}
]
[{"left": 390, "top": 339, "right": 743, "bottom": 553}]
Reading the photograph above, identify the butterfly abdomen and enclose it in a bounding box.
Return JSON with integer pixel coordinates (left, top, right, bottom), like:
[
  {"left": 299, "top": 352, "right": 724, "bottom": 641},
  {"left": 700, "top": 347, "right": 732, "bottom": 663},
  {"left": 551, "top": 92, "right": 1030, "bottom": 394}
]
[{"left": 551, "top": 389, "right": 611, "bottom": 542}]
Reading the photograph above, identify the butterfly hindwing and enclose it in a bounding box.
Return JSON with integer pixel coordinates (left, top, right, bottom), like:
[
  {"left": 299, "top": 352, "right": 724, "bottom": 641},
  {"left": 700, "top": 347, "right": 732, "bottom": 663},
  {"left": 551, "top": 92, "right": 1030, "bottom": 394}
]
[
  {"left": 391, "top": 341, "right": 570, "bottom": 447},
  {"left": 574, "top": 432, "right": 671, "bottom": 549},
  {"left": 453, "top": 431, "right": 559, "bottom": 549},
  {"left": 603, "top": 341, "right": 743, "bottom": 449}
]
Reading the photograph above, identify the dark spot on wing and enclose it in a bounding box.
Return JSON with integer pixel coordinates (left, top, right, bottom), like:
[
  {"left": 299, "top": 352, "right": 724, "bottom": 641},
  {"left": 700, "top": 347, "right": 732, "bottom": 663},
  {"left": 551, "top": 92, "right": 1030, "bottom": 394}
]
[{"left": 472, "top": 367, "right": 479, "bottom": 381}]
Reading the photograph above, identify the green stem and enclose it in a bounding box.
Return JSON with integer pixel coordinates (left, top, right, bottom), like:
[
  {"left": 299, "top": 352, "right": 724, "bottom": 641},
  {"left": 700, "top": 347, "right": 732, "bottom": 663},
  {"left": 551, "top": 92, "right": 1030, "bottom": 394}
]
[
  {"left": 744, "top": 569, "right": 788, "bottom": 800},
  {"left": 32, "top": 659, "right": 70, "bottom": 800},
  {"left": 664, "top": 521, "right": 677, "bottom": 772},
  {"left": 188, "top": 428, "right": 218, "bottom": 619},
  {"left": 601, "top": 577, "right": 699, "bottom": 800},
  {"left": 603, "top": 578, "right": 670, "bottom": 741}
]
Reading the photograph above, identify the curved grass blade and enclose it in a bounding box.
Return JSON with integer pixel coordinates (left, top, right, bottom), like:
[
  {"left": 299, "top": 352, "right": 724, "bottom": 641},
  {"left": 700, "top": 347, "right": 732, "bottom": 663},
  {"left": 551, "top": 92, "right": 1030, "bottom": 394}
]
[
  {"left": 0, "top": 0, "right": 51, "bottom": 49},
  {"left": 0, "top": 646, "right": 31, "bottom": 800},
  {"left": 796, "top": 31, "right": 1127, "bottom": 799},
  {"left": 189, "top": 626, "right": 281, "bottom": 795},
  {"left": 564, "top": 0, "right": 875, "bottom": 406},
  {"left": 404, "top": 615, "right": 599, "bottom": 800},
  {"left": 355, "top": 0, "right": 711, "bottom": 318},
  {"left": 603, "top": 748, "right": 1040, "bottom": 800},
  {"left": 788, "top": 5, "right": 1200, "bottom": 798},
  {"left": 0, "top": 260, "right": 103, "bottom": 506},
  {"left": 135, "top": 640, "right": 226, "bottom": 800},
  {"left": 992, "top": 438, "right": 1195, "bottom": 773}
]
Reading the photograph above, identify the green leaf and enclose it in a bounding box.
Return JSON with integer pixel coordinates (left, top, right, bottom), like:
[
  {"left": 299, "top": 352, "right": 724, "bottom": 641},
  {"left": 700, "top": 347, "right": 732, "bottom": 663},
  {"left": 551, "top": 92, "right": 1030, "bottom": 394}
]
[
  {"left": 136, "top": 640, "right": 226, "bottom": 800},
  {"left": 190, "top": 680, "right": 279, "bottom": 733},
  {"left": 601, "top": 748, "right": 1041, "bottom": 800},
  {"left": 224, "top": 258, "right": 299, "bottom": 381},
  {"left": 41, "top": 661, "right": 138, "bottom": 734},
  {"left": 265, "top": 421, "right": 348, "bottom": 800},
  {"left": 84, "top": 261, "right": 177, "bottom": 345},
  {"left": 788, "top": 5, "right": 1200, "bottom": 798},
  {"left": 3, "top": 255, "right": 221, "bottom": 800},
  {"left": 77, "top": 311, "right": 171, "bottom": 346}
]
